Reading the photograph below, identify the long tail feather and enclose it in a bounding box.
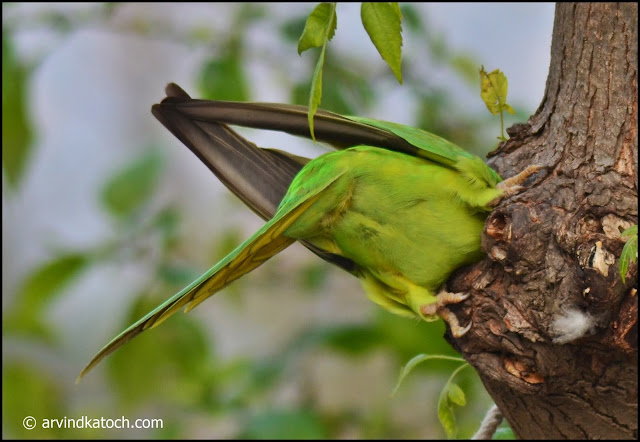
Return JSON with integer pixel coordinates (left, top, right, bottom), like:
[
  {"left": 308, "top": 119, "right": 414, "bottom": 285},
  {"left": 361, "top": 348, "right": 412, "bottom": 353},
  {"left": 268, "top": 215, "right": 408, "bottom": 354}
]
[
  {"left": 156, "top": 83, "right": 420, "bottom": 156},
  {"left": 78, "top": 191, "right": 323, "bottom": 381}
]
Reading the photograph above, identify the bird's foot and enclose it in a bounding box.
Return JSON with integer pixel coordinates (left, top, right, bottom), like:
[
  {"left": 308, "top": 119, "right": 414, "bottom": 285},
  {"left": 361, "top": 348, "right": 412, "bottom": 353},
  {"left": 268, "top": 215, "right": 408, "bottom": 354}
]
[
  {"left": 497, "top": 164, "right": 542, "bottom": 192},
  {"left": 489, "top": 164, "right": 544, "bottom": 206},
  {"left": 420, "top": 290, "right": 472, "bottom": 338}
]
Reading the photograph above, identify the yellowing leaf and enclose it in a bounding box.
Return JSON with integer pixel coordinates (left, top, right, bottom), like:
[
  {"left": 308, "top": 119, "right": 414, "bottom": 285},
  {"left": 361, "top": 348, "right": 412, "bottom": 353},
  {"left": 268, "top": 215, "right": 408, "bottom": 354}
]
[
  {"left": 297, "top": 2, "right": 337, "bottom": 54},
  {"left": 480, "top": 66, "right": 515, "bottom": 140},
  {"left": 479, "top": 66, "right": 512, "bottom": 115},
  {"left": 361, "top": 2, "right": 403, "bottom": 83}
]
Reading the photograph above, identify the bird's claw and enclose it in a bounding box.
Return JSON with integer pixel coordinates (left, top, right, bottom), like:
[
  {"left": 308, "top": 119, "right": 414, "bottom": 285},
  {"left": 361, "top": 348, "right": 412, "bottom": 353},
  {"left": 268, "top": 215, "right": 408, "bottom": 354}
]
[
  {"left": 420, "top": 290, "right": 472, "bottom": 338},
  {"left": 488, "top": 164, "right": 546, "bottom": 207},
  {"left": 497, "top": 164, "right": 542, "bottom": 191}
]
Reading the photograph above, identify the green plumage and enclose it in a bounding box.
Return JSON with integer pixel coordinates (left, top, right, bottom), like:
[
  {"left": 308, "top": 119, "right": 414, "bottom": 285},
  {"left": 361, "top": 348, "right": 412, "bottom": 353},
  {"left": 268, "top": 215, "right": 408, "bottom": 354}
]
[
  {"left": 78, "top": 83, "right": 527, "bottom": 380},
  {"left": 281, "top": 145, "right": 501, "bottom": 318}
]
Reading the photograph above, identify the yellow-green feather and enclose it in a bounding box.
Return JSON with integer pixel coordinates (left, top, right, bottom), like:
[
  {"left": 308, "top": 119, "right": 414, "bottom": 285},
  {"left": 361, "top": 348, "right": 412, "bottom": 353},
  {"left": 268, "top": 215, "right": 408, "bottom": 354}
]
[{"left": 77, "top": 168, "right": 346, "bottom": 381}]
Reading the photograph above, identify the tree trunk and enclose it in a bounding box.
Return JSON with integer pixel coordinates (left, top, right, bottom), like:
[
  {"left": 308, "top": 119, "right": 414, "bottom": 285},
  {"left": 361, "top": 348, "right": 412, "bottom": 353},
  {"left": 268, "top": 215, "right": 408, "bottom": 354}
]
[{"left": 450, "top": 3, "right": 637, "bottom": 439}]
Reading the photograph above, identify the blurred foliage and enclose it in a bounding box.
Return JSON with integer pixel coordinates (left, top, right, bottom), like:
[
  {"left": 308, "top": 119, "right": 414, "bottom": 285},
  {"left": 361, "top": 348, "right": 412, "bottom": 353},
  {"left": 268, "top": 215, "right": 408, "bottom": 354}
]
[
  {"left": 0, "top": 3, "right": 534, "bottom": 439},
  {"left": 240, "top": 409, "right": 328, "bottom": 439},
  {"left": 101, "top": 149, "right": 164, "bottom": 220},
  {"left": 493, "top": 425, "right": 517, "bottom": 440},
  {"left": 2, "top": 30, "right": 33, "bottom": 189},
  {"left": 197, "top": 5, "right": 258, "bottom": 101},
  {"left": 4, "top": 253, "right": 89, "bottom": 340},
  {"left": 3, "top": 363, "right": 74, "bottom": 439}
]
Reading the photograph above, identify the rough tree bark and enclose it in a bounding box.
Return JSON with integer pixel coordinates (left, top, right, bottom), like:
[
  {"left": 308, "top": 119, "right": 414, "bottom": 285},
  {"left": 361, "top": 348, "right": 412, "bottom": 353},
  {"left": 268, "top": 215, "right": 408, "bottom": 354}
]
[{"left": 449, "top": 3, "right": 637, "bottom": 439}]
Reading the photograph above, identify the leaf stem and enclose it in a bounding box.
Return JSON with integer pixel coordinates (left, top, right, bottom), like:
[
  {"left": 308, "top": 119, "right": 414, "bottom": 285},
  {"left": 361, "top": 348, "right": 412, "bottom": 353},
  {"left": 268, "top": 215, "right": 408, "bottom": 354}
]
[{"left": 391, "top": 354, "right": 465, "bottom": 396}]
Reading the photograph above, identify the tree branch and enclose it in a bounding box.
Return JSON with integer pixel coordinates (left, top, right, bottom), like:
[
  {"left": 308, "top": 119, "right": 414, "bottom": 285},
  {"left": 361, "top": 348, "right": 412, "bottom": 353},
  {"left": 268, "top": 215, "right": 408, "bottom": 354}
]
[{"left": 451, "top": 3, "right": 638, "bottom": 438}]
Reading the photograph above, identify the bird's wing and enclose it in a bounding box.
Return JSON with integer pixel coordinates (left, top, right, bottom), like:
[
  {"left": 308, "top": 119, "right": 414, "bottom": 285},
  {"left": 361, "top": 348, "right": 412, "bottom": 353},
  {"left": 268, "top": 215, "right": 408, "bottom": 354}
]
[
  {"left": 152, "top": 84, "right": 357, "bottom": 273},
  {"left": 77, "top": 166, "right": 346, "bottom": 380},
  {"left": 152, "top": 88, "right": 302, "bottom": 220}
]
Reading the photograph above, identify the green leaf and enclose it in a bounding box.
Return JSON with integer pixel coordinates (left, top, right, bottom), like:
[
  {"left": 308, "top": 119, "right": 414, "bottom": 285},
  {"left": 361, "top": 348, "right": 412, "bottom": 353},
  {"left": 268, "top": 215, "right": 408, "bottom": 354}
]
[
  {"left": 391, "top": 354, "right": 464, "bottom": 396},
  {"left": 447, "top": 382, "right": 466, "bottom": 406},
  {"left": 297, "top": 3, "right": 337, "bottom": 54},
  {"left": 298, "top": 3, "right": 337, "bottom": 140},
  {"left": 101, "top": 149, "right": 163, "bottom": 219},
  {"left": 438, "top": 388, "right": 457, "bottom": 439},
  {"left": 436, "top": 364, "right": 470, "bottom": 438},
  {"left": 393, "top": 356, "right": 470, "bottom": 438},
  {"left": 361, "top": 2, "right": 403, "bottom": 83},
  {"left": 308, "top": 44, "right": 327, "bottom": 141},
  {"left": 619, "top": 224, "right": 638, "bottom": 283},
  {"left": 240, "top": 409, "right": 328, "bottom": 439},
  {"left": 198, "top": 41, "right": 249, "bottom": 101},
  {"left": 621, "top": 224, "right": 637, "bottom": 238},
  {"left": 2, "top": 31, "right": 33, "bottom": 189}
]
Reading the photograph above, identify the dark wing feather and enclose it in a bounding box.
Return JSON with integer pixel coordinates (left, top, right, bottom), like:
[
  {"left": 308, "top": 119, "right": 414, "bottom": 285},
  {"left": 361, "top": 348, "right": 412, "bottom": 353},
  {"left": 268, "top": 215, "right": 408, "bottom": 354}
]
[{"left": 152, "top": 84, "right": 356, "bottom": 273}]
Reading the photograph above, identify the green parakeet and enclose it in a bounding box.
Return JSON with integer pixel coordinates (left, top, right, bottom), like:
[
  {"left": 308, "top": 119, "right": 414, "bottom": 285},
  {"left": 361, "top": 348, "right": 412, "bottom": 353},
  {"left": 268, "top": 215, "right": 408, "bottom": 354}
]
[{"left": 78, "top": 83, "right": 538, "bottom": 380}]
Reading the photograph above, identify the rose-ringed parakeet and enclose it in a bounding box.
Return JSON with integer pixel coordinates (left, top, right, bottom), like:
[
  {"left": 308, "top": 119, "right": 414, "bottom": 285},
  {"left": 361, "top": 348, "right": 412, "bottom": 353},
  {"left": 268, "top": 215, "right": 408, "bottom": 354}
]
[{"left": 78, "top": 83, "right": 538, "bottom": 379}]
